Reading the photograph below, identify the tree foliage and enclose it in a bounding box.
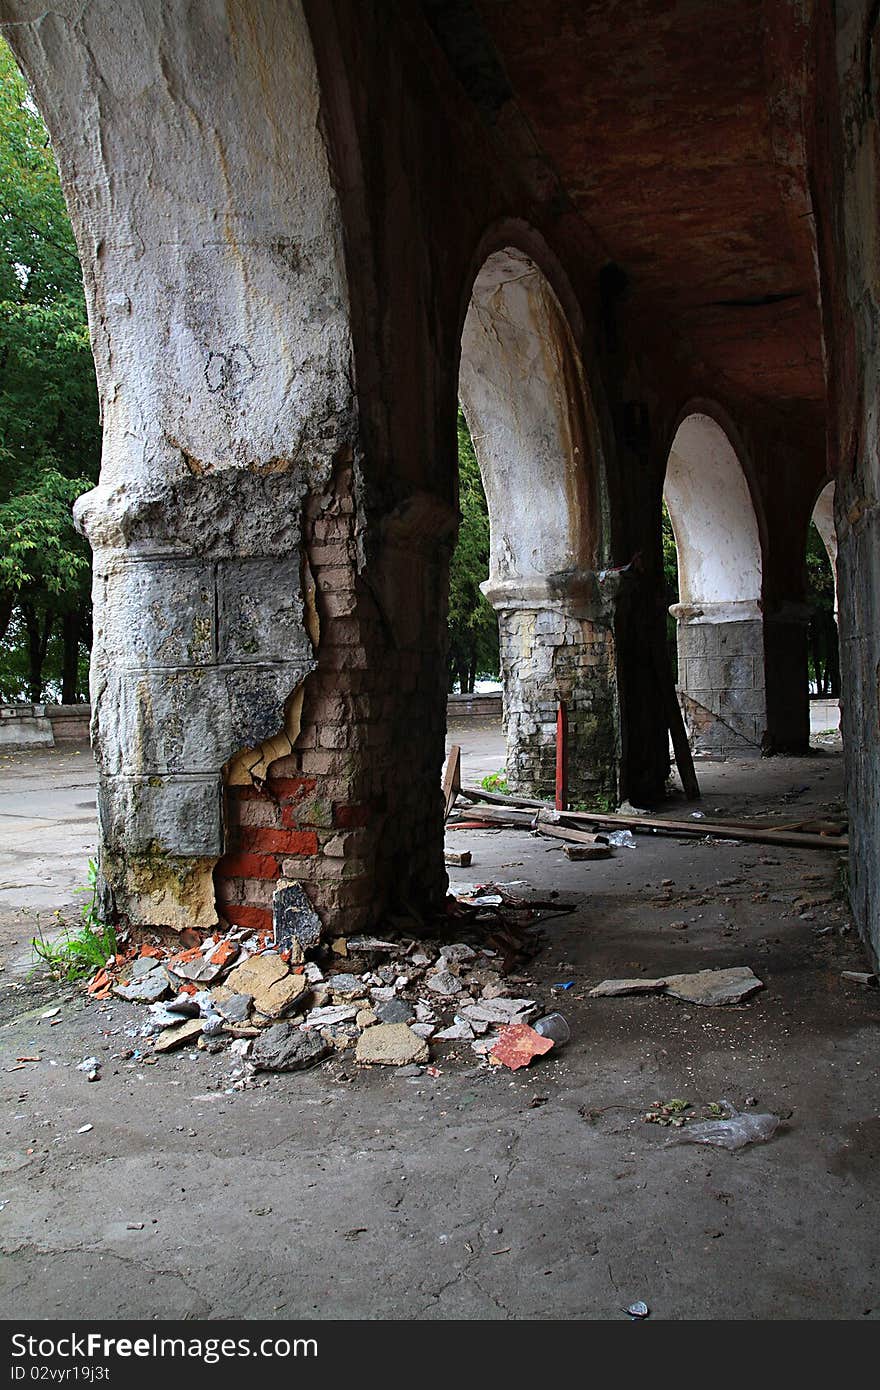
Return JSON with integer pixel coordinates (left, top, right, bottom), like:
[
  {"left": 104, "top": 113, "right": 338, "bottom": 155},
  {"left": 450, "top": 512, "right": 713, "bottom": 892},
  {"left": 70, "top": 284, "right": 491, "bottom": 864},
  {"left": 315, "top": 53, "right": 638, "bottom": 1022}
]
[
  {"left": 805, "top": 521, "right": 839, "bottom": 697},
  {"left": 0, "top": 38, "right": 99, "bottom": 701},
  {"left": 447, "top": 410, "right": 499, "bottom": 693}
]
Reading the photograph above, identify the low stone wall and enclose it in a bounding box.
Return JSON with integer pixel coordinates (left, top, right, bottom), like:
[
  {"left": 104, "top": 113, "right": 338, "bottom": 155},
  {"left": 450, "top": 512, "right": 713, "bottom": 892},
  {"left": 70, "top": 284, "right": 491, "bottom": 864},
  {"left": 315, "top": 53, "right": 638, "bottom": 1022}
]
[
  {"left": 0, "top": 704, "right": 91, "bottom": 751},
  {"left": 447, "top": 692, "right": 502, "bottom": 718}
]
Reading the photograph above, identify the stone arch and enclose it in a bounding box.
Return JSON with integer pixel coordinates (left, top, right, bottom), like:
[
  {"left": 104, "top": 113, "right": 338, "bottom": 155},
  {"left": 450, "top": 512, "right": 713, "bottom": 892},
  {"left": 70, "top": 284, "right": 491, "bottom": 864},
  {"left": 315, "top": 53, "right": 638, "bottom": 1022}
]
[
  {"left": 664, "top": 412, "right": 767, "bottom": 756},
  {"left": 811, "top": 480, "right": 838, "bottom": 618},
  {"left": 456, "top": 245, "right": 617, "bottom": 798}
]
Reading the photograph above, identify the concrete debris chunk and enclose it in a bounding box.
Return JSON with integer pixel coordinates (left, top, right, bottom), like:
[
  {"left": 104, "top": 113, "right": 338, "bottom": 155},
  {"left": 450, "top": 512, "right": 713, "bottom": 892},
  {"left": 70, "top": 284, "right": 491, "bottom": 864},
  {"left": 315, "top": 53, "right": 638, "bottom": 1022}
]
[
  {"left": 460, "top": 998, "right": 537, "bottom": 1026},
  {"left": 152, "top": 1018, "right": 204, "bottom": 1053},
  {"left": 130, "top": 955, "right": 164, "bottom": 981},
  {"left": 662, "top": 966, "right": 763, "bottom": 1006},
  {"left": 214, "top": 993, "right": 252, "bottom": 1025},
  {"left": 355, "top": 1023, "right": 430, "bottom": 1066},
  {"left": 410, "top": 1022, "right": 436, "bottom": 1039},
  {"left": 251, "top": 1023, "right": 331, "bottom": 1072},
  {"left": 589, "top": 978, "right": 668, "bottom": 998},
  {"left": 426, "top": 969, "right": 464, "bottom": 996},
  {"left": 301, "top": 1005, "right": 358, "bottom": 1029},
  {"left": 167, "top": 955, "right": 224, "bottom": 985},
  {"left": 273, "top": 881, "right": 322, "bottom": 953},
  {"left": 840, "top": 971, "right": 878, "bottom": 987},
  {"left": 347, "top": 937, "right": 403, "bottom": 953},
  {"left": 375, "top": 997, "right": 415, "bottom": 1025},
  {"left": 439, "top": 943, "right": 477, "bottom": 964},
  {"left": 114, "top": 969, "right": 170, "bottom": 1004},
  {"left": 223, "top": 953, "right": 307, "bottom": 1019},
  {"left": 435, "top": 1018, "right": 476, "bottom": 1041},
  {"left": 327, "top": 973, "right": 367, "bottom": 996},
  {"left": 147, "top": 1003, "right": 187, "bottom": 1030},
  {"left": 165, "top": 995, "right": 201, "bottom": 1017}
]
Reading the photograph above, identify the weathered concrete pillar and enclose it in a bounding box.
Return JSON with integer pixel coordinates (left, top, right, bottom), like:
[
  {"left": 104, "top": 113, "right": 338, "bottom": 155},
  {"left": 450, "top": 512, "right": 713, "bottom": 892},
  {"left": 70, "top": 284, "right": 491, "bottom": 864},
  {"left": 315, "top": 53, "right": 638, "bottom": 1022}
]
[
  {"left": 671, "top": 601, "right": 767, "bottom": 757},
  {"left": 486, "top": 578, "right": 618, "bottom": 801},
  {"left": 813, "top": 0, "right": 880, "bottom": 966},
  {"left": 4, "top": 0, "right": 452, "bottom": 937},
  {"left": 763, "top": 602, "right": 811, "bottom": 754}
]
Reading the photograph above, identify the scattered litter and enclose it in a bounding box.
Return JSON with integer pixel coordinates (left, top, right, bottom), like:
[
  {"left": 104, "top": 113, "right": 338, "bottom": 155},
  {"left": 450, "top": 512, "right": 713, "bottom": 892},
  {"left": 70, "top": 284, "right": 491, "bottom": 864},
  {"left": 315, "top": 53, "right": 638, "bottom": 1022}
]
[
  {"left": 666, "top": 1106, "right": 780, "bottom": 1151},
  {"left": 532, "top": 1013, "right": 570, "bottom": 1046},
  {"left": 626, "top": 1301, "right": 650, "bottom": 1319},
  {"left": 40, "top": 1007, "right": 61, "bottom": 1020},
  {"left": 445, "top": 850, "right": 472, "bottom": 867},
  {"left": 76, "top": 1124, "right": 93, "bottom": 1134},
  {"left": 606, "top": 830, "right": 637, "bottom": 849},
  {"left": 644, "top": 1098, "right": 691, "bottom": 1127},
  {"left": 554, "top": 981, "right": 574, "bottom": 990}
]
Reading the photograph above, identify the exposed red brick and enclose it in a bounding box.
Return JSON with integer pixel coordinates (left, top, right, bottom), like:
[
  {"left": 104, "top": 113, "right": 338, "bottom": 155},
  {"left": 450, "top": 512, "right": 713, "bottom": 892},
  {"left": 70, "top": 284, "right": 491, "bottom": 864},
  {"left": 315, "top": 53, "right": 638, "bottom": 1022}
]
[
  {"left": 221, "top": 904, "right": 274, "bottom": 933},
  {"left": 269, "top": 776, "right": 317, "bottom": 802},
  {"left": 217, "top": 851, "right": 280, "bottom": 879},
  {"left": 239, "top": 827, "right": 319, "bottom": 856}
]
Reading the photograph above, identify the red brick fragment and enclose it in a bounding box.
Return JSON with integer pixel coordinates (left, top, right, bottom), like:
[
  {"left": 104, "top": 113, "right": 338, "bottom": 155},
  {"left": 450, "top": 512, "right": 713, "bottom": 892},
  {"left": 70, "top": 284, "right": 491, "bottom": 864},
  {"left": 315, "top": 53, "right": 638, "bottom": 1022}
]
[
  {"left": 490, "top": 1024, "right": 554, "bottom": 1071},
  {"left": 208, "top": 939, "right": 239, "bottom": 968}
]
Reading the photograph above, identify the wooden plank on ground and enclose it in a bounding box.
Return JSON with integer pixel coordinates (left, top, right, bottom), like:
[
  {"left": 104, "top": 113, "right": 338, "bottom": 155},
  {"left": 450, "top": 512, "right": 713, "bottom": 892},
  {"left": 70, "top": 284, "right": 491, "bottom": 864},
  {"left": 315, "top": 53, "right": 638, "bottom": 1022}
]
[
  {"left": 442, "top": 744, "right": 461, "bottom": 821},
  {"left": 544, "top": 807, "right": 848, "bottom": 852}
]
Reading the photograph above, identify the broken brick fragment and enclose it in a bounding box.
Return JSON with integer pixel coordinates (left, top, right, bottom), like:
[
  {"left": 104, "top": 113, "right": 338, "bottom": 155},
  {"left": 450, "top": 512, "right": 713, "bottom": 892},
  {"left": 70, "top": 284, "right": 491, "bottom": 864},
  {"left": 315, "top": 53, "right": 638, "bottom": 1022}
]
[{"left": 490, "top": 1023, "right": 554, "bottom": 1071}]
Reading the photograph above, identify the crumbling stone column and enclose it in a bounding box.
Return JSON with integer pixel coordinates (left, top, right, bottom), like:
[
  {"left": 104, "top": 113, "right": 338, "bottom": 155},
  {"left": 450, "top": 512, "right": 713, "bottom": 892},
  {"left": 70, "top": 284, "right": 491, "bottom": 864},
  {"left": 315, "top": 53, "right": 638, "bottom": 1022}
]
[
  {"left": 4, "top": 0, "right": 454, "bottom": 937},
  {"left": 486, "top": 578, "right": 618, "bottom": 801},
  {"left": 671, "top": 601, "right": 767, "bottom": 757}
]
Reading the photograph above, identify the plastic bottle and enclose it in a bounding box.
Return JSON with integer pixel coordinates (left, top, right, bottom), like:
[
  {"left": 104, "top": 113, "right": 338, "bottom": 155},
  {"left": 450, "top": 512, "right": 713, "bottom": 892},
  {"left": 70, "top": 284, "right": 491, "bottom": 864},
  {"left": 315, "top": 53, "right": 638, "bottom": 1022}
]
[{"left": 532, "top": 1012, "right": 571, "bottom": 1045}]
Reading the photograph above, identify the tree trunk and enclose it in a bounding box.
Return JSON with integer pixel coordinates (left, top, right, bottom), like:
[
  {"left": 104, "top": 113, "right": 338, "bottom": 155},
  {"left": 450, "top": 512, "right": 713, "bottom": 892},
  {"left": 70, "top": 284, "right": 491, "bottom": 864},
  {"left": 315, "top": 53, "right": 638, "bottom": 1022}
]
[
  {"left": 21, "top": 603, "right": 53, "bottom": 703},
  {"left": 61, "top": 609, "right": 81, "bottom": 703}
]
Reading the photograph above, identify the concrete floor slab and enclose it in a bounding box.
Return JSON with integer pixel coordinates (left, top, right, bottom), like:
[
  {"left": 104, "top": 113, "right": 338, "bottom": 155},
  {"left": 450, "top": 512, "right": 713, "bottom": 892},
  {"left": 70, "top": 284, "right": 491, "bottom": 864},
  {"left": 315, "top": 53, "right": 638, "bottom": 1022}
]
[{"left": 2, "top": 722, "right": 878, "bottom": 1320}]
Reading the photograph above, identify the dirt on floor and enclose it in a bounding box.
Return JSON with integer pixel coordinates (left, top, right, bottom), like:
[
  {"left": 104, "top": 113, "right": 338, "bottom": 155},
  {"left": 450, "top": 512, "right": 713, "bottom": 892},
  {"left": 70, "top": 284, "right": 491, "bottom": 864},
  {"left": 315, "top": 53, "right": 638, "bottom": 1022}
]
[{"left": 1, "top": 737, "right": 879, "bottom": 1320}]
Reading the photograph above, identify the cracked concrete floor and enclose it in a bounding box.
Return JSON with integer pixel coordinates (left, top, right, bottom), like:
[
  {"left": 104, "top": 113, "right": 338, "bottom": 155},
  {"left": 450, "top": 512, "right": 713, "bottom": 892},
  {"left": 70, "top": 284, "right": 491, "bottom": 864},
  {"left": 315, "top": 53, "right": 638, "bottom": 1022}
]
[{"left": 1, "top": 734, "right": 879, "bottom": 1320}]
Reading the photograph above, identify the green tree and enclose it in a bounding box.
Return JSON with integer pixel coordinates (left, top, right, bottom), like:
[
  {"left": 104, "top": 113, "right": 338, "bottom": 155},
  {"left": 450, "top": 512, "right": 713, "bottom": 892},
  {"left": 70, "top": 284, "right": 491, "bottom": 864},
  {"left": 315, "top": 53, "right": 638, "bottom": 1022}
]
[
  {"left": 805, "top": 522, "right": 839, "bottom": 697},
  {"left": 448, "top": 410, "right": 499, "bottom": 693},
  {"left": 0, "top": 38, "right": 99, "bottom": 701},
  {"left": 662, "top": 500, "right": 679, "bottom": 672}
]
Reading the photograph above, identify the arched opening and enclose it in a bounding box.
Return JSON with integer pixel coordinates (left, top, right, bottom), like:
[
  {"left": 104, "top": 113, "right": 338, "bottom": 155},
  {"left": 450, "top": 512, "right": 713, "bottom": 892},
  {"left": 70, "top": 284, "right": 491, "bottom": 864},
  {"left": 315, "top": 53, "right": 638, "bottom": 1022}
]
[
  {"left": 455, "top": 247, "right": 615, "bottom": 799},
  {"left": 807, "top": 480, "right": 840, "bottom": 735},
  {"left": 663, "top": 412, "right": 766, "bottom": 757}
]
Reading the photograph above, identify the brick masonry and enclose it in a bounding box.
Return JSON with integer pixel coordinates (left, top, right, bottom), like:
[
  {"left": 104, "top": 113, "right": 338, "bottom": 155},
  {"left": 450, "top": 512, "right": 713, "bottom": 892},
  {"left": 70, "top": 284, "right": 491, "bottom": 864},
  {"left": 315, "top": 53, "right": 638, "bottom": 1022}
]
[
  {"left": 213, "top": 463, "right": 451, "bottom": 939},
  {"left": 497, "top": 605, "right": 618, "bottom": 800}
]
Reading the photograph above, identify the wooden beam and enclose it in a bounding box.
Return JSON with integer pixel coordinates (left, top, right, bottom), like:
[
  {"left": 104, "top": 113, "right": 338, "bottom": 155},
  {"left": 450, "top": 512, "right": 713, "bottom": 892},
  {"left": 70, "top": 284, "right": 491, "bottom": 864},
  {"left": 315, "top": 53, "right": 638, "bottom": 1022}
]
[{"left": 442, "top": 744, "right": 461, "bottom": 821}]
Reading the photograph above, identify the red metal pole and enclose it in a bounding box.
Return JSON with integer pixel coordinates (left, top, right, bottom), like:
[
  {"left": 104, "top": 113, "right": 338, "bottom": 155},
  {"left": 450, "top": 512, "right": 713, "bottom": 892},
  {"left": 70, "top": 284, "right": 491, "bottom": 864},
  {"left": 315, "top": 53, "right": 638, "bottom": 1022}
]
[{"left": 555, "top": 701, "right": 568, "bottom": 811}]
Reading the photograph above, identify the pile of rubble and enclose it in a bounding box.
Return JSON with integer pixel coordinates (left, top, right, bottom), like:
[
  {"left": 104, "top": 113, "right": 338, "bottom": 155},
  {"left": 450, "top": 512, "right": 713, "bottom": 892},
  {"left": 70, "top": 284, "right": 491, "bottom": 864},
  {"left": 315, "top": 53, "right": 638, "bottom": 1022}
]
[{"left": 85, "top": 883, "right": 571, "bottom": 1078}]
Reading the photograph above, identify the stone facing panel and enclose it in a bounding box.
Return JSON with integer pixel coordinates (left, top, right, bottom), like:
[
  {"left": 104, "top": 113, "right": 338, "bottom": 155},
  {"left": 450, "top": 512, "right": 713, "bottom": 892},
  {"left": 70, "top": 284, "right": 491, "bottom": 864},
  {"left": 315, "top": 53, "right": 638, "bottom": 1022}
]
[{"left": 676, "top": 617, "right": 767, "bottom": 756}]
